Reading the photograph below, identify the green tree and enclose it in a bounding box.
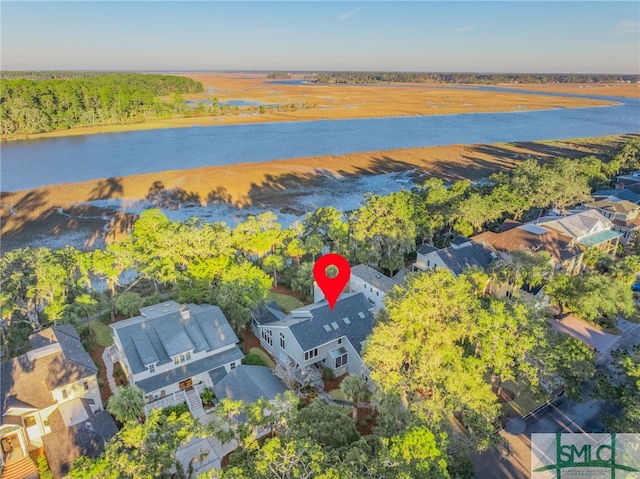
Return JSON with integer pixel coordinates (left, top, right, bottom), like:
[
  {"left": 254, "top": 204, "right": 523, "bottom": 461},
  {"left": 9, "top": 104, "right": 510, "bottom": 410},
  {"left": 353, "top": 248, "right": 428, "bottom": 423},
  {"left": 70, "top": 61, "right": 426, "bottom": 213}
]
[
  {"left": 340, "top": 375, "right": 371, "bottom": 420},
  {"left": 115, "top": 291, "right": 144, "bottom": 318},
  {"left": 69, "top": 407, "right": 201, "bottom": 479},
  {"left": 263, "top": 254, "right": 285, "bottom": 287},
  {"left": 107, "top": 385, "right": 146, "bottom": 424}
]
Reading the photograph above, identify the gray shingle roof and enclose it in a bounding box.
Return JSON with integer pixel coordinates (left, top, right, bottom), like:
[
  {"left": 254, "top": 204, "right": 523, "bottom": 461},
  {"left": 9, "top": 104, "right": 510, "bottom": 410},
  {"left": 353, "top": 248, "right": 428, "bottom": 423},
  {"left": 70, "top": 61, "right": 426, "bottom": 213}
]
[
  {"left": 435, "top": 240, "right": 497, "bottom": 276},
  {"left": 1, "top": 326, "right": 97, "bottom": 421},
  {"left": 213, "top": 365, "right": 287, "bottom": 403},
  {"left": 417, "top": 244, "right": 439, "bottom": 255},
  {"left": 592, "top": 189, "right": 640, "bottom": 203},
  {"left": 112, "top": 302, "right": 238, "bottom": 374},
  {"left": 42, "top": 407, "right": 118, "bottom": 479},
  {"left": 135, "top": 346, "right": 244, "bottom": 393},
  {"left": 252, "top": 301, "right": 286, "bottom": 326},
  {"left": 350, "top": 264, "right": 398, "bottom": 293},
  {"left": 269, "top": 293, "right": 374, "bottom": 354}
]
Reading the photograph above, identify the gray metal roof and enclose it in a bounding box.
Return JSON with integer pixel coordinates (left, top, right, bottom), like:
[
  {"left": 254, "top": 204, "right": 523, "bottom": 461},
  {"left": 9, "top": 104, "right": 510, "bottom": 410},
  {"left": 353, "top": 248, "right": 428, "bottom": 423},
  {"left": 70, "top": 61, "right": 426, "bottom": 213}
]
[
  {"left": 135, "top": 346, "right": 244, "bottom": 393},
  {"left": 417, "top": 244, "right": 439, "bottom": 255},
  {"left": 592, "top": 189, "right": 640, "bottom": 204},
  {"left": 112, "top": 301, "right": 238, "bottom": 374},
  {"left": 208, "top": 366, "right": 228, "bottom": 385},
  {"left": 267, "top": 293, "right": 374, "bottom": 355},
  {"left": 350, "top": 264, "right": 398, "bottom": 293},
  {"left": 213, "top": 365, "right": 287, "bottom": 403}
]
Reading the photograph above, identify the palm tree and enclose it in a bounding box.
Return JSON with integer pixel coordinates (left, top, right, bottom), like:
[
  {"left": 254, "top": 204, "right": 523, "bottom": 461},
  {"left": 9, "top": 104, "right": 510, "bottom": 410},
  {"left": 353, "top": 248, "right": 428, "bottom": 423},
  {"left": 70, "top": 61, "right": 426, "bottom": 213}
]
[
  {"left": 108, "top": 385, "right": 146, "bottom": 424},
  {"left": 340, "top": 375, "right": 370, "bottom": 421}
]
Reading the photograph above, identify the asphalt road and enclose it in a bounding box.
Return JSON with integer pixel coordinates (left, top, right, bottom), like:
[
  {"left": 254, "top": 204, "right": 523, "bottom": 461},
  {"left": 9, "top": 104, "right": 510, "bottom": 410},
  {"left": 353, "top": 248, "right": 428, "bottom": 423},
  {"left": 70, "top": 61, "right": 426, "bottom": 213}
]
[{"left": 471, "top": 320, "right": 640, "bottom": 479}]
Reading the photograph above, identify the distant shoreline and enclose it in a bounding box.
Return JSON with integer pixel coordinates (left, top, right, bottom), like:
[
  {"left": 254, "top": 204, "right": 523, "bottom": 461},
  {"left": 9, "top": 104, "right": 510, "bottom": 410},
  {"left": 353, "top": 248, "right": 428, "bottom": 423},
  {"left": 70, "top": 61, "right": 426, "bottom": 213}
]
[
  {"left": 2, "top": 73, "right": 626, "bottom": 143},
  {"left": 1, "top": 134, "right": 635, "bottom": 253}
]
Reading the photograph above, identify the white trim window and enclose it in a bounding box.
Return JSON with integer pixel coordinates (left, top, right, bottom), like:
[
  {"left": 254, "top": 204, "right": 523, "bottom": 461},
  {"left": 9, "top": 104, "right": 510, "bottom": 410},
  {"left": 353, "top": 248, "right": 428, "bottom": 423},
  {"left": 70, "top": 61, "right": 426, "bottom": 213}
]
[
  {"left": 331, "top": 347, "right": 348, "bottom": 369},
  {"left": 304, "top": 348, "right": 319, "bottom": 361},
  {"left": 261, "top": 328, "right": 273, "bottom": 346}
]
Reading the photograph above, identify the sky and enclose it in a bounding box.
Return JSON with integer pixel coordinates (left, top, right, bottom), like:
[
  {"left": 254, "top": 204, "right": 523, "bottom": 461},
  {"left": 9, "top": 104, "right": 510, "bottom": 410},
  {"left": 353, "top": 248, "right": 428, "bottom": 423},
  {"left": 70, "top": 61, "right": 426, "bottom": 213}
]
[{"left": 1, "top": 1, "right": 639, "bottom": 73}]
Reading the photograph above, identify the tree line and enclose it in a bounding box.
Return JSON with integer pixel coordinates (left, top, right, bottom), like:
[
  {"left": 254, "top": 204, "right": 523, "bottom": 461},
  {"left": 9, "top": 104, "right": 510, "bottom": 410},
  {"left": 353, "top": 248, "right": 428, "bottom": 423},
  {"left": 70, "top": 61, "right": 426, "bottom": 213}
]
[
  {"left": 2, "top": 138, "right": 639, "bottom": 353},
  {"left": 0, "top": 73, "right": 204, "bottom": 135},
  {"left": 313, "top": 71, "right": 640, "bottom": 85}
]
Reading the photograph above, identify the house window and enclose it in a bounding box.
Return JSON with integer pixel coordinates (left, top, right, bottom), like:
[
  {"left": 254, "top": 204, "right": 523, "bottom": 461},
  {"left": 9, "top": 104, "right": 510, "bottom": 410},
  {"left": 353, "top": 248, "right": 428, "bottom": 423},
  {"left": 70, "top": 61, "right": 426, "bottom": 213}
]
[
  {"left": 304, "top": 348, "right": 319, "bottom": 361},
  {"left": 62, "top": 389, "right": 68, "bottom": 400},
  {"left": 186, "top": 351, "right": 191, "bottom": 361},
  {"left": 24, "top": 416, "right": 36, "bottom": 428},
  {"left": 427, "top": 260, "right": 430, "bottom": 267},
  {"left": 180, "top": 353, "right": 186, "bottom": 363},
  {"left": 174, "top": 354, "right": 188, "bottom": 365},
  {"left": 149, "top": 364, "right": 155, "bottom": 374},
  {"left": 261, "top": 328, "right": 273, "bottom": 346},
  {"left": 84, "top": 381, "right": 90, "bottom": 390},
  {"left": 230, "top": 362, "right": 236, "bottom": 369},
  {"left": 43, "top": 419, "right": 50, "bottom": 428},
  {"left": 279, "top": 332, "right": 285, "bottom": 349},
  {"left": 331, "top": 347, "right": 348, "bottom": 369},
  {"left": 337, "top": 338, "right": 343, "bottom": 345}
]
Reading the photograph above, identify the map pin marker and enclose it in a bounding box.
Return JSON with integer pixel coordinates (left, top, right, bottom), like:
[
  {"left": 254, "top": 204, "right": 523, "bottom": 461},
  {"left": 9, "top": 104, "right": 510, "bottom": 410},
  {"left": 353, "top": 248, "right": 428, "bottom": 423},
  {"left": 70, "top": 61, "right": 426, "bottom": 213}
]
[{"left": 313, "top": 253, "right": 351, "bottom": 311}]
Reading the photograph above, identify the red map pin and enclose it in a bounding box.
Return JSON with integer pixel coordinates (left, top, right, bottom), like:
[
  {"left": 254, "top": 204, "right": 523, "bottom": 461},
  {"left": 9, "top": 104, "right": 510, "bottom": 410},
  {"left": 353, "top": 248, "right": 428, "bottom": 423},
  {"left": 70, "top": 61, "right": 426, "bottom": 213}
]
[{"left": 313, "top": 253, "right": 351, "bottom": 310}]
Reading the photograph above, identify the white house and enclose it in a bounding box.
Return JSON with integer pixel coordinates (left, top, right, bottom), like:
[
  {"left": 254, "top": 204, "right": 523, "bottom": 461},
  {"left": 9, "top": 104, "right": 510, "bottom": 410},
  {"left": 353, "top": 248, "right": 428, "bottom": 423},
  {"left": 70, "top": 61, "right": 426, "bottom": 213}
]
[
  {"left": 252, "top": 293, "right": 374, "bottom": 379},
  {"left": 110, "top": 301, "right": 244, "bottom": 414},
  {"left": 349, "top": 264, "right": 409, "bottom": 312},
  {"left": 1, "top": 325, "right": 114, "bottom": 478}
]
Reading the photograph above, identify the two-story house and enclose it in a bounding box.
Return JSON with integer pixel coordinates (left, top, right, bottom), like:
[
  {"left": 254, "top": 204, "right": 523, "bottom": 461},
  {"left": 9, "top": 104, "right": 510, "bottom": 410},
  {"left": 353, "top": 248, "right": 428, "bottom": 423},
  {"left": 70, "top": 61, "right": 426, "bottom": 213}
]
[
  {"left": 412, "top": 237, "right": 498, "bottom": 277},
  {"left": 348, "top": 264, "right": 410, "bottom": 312},
  {"left": 531, "top": 209, "right": 622, "bottom": 256},
  {"left": 252, "top": 293, "right": 374, "bottom": 378},
  {"left": 1, "top": 325, "right": 115, "bottom": 479},
  {"left": 110, "top": 301, "right": 244, "bottom": 414},
  {"left": 472, "top": 222, "right": 584, "bottom": 276},
  {"left": 583, "top": 198, "right": 640, "bottom": 244}
]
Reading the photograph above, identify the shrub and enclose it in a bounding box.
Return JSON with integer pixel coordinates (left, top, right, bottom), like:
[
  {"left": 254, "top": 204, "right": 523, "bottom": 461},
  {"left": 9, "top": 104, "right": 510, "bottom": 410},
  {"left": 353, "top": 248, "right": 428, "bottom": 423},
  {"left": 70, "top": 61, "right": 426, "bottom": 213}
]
[
  {"left": 162, "top": 402, "right": 189, "bottom": 417},
  {"left": 322, "top": 367, "right": 335, "bottom": 381},
  {"left": 244, "top": 353, "right": 266, "bottom": 367},
  {"left": 200, "top": 387, "right": 216, "bottom": 405}
]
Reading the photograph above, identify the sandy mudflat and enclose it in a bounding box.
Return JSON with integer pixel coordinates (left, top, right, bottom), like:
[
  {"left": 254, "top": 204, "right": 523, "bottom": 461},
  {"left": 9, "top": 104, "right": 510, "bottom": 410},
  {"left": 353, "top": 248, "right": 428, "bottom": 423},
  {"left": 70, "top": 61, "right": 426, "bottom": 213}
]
[
  {"left": 1, "top": 135, "right": 634, "bottom": 253},
  {"left": 1, "top": 73, "right": 620, "bottom": 142}
]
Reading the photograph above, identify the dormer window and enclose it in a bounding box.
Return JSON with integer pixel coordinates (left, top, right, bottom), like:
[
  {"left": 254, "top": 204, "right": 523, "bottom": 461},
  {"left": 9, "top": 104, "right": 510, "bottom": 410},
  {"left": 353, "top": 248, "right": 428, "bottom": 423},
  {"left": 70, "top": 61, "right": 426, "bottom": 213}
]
[
  {"left": 149, "top": 364, "right": 155, "bottom": 374},
  {"left": 174, "top": 353, "right": 188, "bottom": 365}
]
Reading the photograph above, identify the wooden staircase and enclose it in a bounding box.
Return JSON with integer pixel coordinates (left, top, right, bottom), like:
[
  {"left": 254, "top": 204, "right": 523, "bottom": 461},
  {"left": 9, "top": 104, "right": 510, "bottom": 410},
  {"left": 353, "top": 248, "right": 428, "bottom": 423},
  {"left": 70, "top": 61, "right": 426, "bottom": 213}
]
[{"left": 0, "top": 457, "right": 39, "bottom": 479}]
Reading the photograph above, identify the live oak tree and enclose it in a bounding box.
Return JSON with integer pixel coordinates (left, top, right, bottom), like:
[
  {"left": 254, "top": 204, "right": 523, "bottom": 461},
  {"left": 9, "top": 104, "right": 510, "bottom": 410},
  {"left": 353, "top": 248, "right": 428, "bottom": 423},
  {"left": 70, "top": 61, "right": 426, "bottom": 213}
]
[{"left": 363, "top": 269, "right": 500, "bottom": 450}]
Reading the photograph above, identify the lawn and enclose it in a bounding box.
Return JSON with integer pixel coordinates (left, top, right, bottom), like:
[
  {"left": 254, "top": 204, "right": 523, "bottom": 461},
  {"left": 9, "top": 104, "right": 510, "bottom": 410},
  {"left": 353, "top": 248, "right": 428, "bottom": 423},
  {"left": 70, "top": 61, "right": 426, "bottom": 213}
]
[
  {"left": 267, "top": 291, "right": 304, "bottom": 313},
  {"left": 248, "top": 347, "right": 275, "bottom": 369},
  {"left": 88, "top": 320, "right": 114, "bottom": 347},
  {"left": 328, "top": 389, "right": 348, "bottom": 401}
]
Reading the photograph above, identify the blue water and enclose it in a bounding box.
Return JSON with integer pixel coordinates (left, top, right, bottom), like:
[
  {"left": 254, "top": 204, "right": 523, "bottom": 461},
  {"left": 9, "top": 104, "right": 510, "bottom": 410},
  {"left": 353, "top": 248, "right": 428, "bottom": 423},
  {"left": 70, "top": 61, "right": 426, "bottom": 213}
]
[{"left": 1, "top": 91, "right": 639, "bottom": 192}]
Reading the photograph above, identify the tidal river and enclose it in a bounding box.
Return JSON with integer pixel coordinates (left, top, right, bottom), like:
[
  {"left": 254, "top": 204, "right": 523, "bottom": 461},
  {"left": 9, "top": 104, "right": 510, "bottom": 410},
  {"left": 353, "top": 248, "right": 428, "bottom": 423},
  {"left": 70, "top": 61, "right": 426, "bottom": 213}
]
[{"left": 1, "top": 91, "right": 639, "bottom": 192}]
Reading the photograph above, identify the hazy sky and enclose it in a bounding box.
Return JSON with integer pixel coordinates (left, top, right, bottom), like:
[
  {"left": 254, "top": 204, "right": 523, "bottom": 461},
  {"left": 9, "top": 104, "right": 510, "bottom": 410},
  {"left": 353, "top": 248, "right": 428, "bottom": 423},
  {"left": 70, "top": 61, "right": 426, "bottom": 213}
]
[{"left": 2, "top": 1, "right": 639, "bottom": 73}]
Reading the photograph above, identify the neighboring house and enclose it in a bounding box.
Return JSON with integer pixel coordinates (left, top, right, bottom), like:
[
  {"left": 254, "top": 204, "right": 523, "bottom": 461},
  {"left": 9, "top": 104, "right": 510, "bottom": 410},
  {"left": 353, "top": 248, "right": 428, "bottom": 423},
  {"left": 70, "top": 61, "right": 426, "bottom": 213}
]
[
  {"left": 213, "top": 365, "right": 287, "bottom": 404},
  {"left": 252, "top": 293, "right": 374, "bottom": 378},
  {"left": 413, "top": 237, "right": 498, "bottom": 277},
  {"left": 349, "top": 264, "right": 410, "bottom": 312},
  {"left": 110, "top": 301, "right": 244, "bottom": 414},
  {"left": 591, "top": 188, "right": 640, "bottom": 204},
  {"left": 583, "top": 198, "right": 640, "bottom": 244},
  {"left": 616, "top": 170, "right": 640, "bottom": 187},
  {"left": 0, "top": 325, "right": 112, "bottom": 479},
  {"left": 531, "top": 209, "right": 622, "bottom": 256},
  {"left": 473, "top": 222, "right": 584, "bottom": 276}
]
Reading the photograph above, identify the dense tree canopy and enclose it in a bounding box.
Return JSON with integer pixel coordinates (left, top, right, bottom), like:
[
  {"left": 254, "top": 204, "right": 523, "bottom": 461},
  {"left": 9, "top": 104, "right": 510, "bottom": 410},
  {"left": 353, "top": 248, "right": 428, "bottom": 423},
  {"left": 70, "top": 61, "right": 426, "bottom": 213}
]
[{"left": 1, "top": 73, "right": 203, "bottom": 135}]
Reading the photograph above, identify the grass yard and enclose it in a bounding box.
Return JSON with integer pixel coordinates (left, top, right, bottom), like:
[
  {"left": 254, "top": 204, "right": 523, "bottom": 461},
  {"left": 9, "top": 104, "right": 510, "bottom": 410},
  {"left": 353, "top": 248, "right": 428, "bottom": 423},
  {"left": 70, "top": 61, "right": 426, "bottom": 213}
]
[
  {"left": 267, "top": 291, "right": 304, "bottom": 313},
  {"left": 88, "top": 319, "right": 114, "bottom": 347},
  {"left": 328, "top": 389, "right": 348, "bottom": 401},
  {"left": 248, "top": 347, "right": 276, "bottom": 369}
]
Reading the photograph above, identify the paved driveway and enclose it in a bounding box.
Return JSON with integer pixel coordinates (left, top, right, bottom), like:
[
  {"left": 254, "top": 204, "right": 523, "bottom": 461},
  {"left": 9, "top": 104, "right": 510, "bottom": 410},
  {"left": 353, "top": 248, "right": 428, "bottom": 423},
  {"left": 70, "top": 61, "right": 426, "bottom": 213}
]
[{"left": 548, "top": 315, "right": 619, "bottom": 352}]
